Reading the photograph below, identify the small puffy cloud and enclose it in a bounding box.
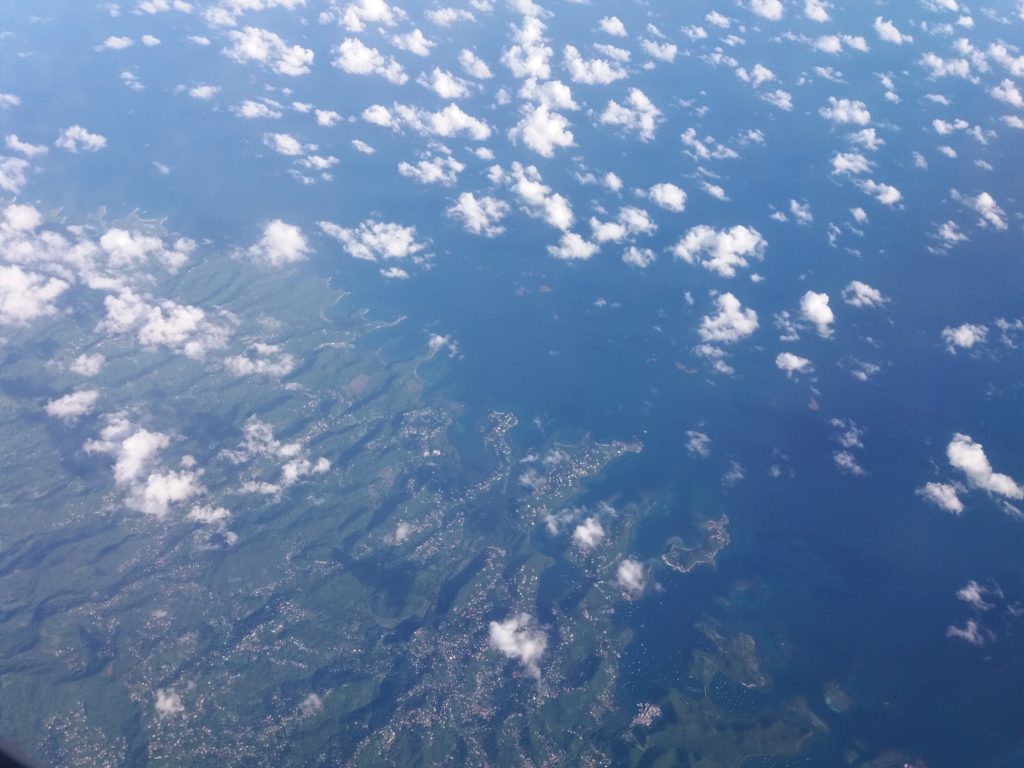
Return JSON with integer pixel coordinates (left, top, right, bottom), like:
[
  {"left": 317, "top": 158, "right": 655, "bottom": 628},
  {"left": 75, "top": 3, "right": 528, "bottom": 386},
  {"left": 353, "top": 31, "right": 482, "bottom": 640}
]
[
  {"left": 700, "top": 293, "right": 758, "bottom": 343},
  {"left": 459, "top": 49, "right": 492, "bottom": 78},
  {"left": 957, "top": 580, "right": 999, "bottom": 611},
  {"left": 189, "top": 84, "right": 219, "bottom": 100},
  {"left": 563, "top": 45, "right": 627, "bottom": 85},
  {"left": 447, "top": 192, "right": 509, "bottom": 237},
  {"left": 946, "top": 619, "right": 986, "bottom": 646},
  {"left": 6, "top": 134, "right": 48, "bottom": 158},
  {"left": 85, "top": 416, "right": 203, "bottom": 517},
  {"left": 859, "top": 179, "right": 902, "bottom": 206},
  {"left": 749, "top": 0, "right": 784, "bottom": 20},
  {"left": 622, "top": 246, "right": 655, "bottom": 268},
  {"left": 4, "top": 202, "right": 42, "bottom": 230},
  {"left": 225, "top": 343, "right": 295, "bottom": 377},
  {"left": 672, "top": 225, "right": 766, "bottom": 278},
  {"left": 800, "top": 291, "right": 834, "bottom": 337},
  {"left": 599, "top": 16, "right": 626, "bottom": 36},
  {"left": 263, "top": 132, "right": 309, "bottom": 156},
  {"left": 789, "top": 199, "right": 813, "bottom": 225},
  {"left": 141, "top": 34, "right": 161, "bottom": 46},
  {"left": 241, "top": 220, "right": 310, "bottom": 268},
  {"left": 641, "top": 39, "right": 677, "bottom": 63},
  {"left": 319, "top": 219, "right": 426, "bottom": 262},
  {"left": 333, "top": 38, "right": 407, "bottom": 84},
  {"left": 804, "top": 0, "right": 830, "bottom": 22},
  {"left": 418, "top": 68, "right": 471, "bottom": 99},
  {"left": 0, "top": 265, "right": 69, "bottom": 326},
  {"left": 45, "top": 390, "right": 99, "bottom": 423},
  {"left": 942, "top": 322, "right": 987, "bottom": 353},
  {"left": 842, "top": 280, "right": 887, "bottom": 307},
  {"left": 234, "top": 100, "right": 282, "bottom": 119},
  {"left": 834, "top": 450, "right": 865, "bottom": 476},
  {"left": 426, "top": 7, "right": 474, "bottom": 25},
  {"left": 617, "top": 558, "right": 647, "bottom": 598},
  {"left": 874, "top": 16, "right": 913, "bottom": 44},
  {"left": 488, "top": 613, "right": 547, "bottom": 677},
  {"left": 99, "top": 290, "right": 230, "bottom": 359},
  {"left": 55, "top": 125, "right": 107, "bottom": 153},
  {"left": 100, "top": 35, "right": 134, "bottom": 50},
  {"left": 572, "top": 517, "right": 604, "bottom": 549},
  {"left": 0, "top": 157, "right": 30, "bottom": 194},
  {"left": 499, "top": 162, "right": 574, "bottom": 230},
  {"left": 920, "top": 52, "right": 975, "bottom": 81},
  {"left": 398, "top": 154, "right": 464, "bottom": 185},
  {"left": 685, "top": 430, "right": 711, "bottom": 458},
  {"left": 648, "top": 183, "right": 686, "bottom": 212},
  {"left": 363, "top": 102, "right": 490, "bottom": 140},
  {"left": 392, "top": 28, "right": 433, "bottom": 56},
  {"left": 832, "top": 151, "right": 873, "bottom": 175},
  {"left": 339, "top": 0, "right": 406, "bottom": 32},
  {"left": 509, "top": 104, "right": 574, "bottom": 157},
  {"left": 820, "top": 97, "right": 871, "bottom": 125},
  {"left": 155, "top": 690, "right": 184, "bottom": 717},
  {"left": 952, "top": 190, "right": 1007, "bottom": 230},
  {"left": 99, "top": 228, "right": 196, "bottom": 272},
  {"left": 547, "top": 232, "right": 598, "bottom": 261},
  {"left": 600, "top": 88, "right": 661, "bottom": 141},
  {"left": 776, "top": 351, "right": 813, "bottom": 378},
  {"left": 947, "top": 433, "right": 1023, "bottom": 500},
  {"left": 70, "top": 353, "right": 105, "bottom": 377},
  {"left": 224, "top": 27, "right": 313, "bottom": 77},
  {"left": 917, "top": 482, "right": 964, "bottom": 514}
]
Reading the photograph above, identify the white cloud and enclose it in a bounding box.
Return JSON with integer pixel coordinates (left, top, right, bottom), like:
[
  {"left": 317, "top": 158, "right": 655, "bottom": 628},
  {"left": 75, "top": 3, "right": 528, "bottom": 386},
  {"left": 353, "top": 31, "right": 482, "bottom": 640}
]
[
  {"left": 136, "top": 0, "right": 192, "bottom": 12},
  {"left": 858, "top": 179, "right": 902, "bottom": 206},
  {"left": 641, "top": 39, "right": 677, "bottom": 63},
  {"left": 946, "top": 619, "right": 986, "bottom": 646},
  {"left": 45, "top": 390, "right": 99, "bottom": 423},
  {"left": 622, "top": 246, "right": 655, "bottom": 268},
  {"left": 100, "top": 35, "right": 134, "bottom": 50},
  {"left": 842, "top": 280, "right": 887, "bottom": 307},
  {"left": 547, "top": 232, "right": 598, "bottom": 261},
  {"left": 800, "top": 291, "right": 834, "bottom": 337},
  {"left": 700, "top": 293, "right": 758, "bottom": 343},
  {"left": 672, "top": 225, "right": 766, "bottom": 278},
  {"left": 0, "top": 156, "right": 29, "bottom": 194},
  {"left": 398, "top": 154, "right": 465, "bottom": 185},
  {"left": 685, "top": 430, "right": 711, "bottom": 458},
  {"left": 392, "top": 28, "right": 433, "bottom": 56},
  {"left": 942, "top": 322, "right": 987, "bottom": 353},
  {"left": 648, "top": 183, "right": 686, "bottom": 212},
  {"left": 426, "top": 7, "right": 474, "bottom": 25},
  {"left": 947, "top": 433, "right": 1023, "bottom": 500},
  {"left": 0, "top": 265, "right": 69, "bottom": 326},
  {"left": 224, "top": 27, "right": 314, "bottom": 77},
  {"left": 225, "top": 343, "right": 295, "bottom": 377},
  {"left": 834, "top": 450, "right": 865, "bottom": 476},
  {"left": 155, "top": 690, "right": 184, "bottom": 717},
  {"left": 804, "top": 0, "right": 830, "bottom": 22},
  {"left": 572, "top": 517, "right": 604, "bottom": 549},
  {"left": 874, "top": 16, "right": 913, "bottom": 44},
  {"left": 920, "top": 53, "right": 975, "bottom": 81},
  {"left": 6, "top": 134, "right": 48, "bottom": 158},
  {"left": 789, "top": 199, "right": 813, "bottom": 225},
  {"left": 917, "top": 482, "right": 965, "bottom": 514},
  {"left": 319, "top": 219, "right": 426, "bottom": 261},
  {"left": 333, "top": 38, "right": 406, "bottom": 84},
  {"left": 600, "top": 89, "right": 661, "bottom": 141},
  {"left": 447, "top": 192, "right": 509, "bottom": 237},
  {"left": 242, "top": 220, "right": 310, "bottom": 268},
  {"left": 599, "top": 16, "right": 626, "bottom": 36},
  {"left": 952, "top": 190, "right": 1007, "bottom": 230},
  {"left": 831, "top": 151, "right": 873, "bottom": 175},
  {"left": 776, "top": 351, "right": 813, "bottom": 378},
  {"left": 141, "top": 34, "right": 161, "bottom": 46},
  {"left": 363, "top": 103, "right": 491, "bottom": 140},
  {"left": 233, "top": 99, "right": 282, "bottom": 119},
  {"left": 820, "top": 97, "right": 871, "bottom": 125},
  {"left": 509, "top": 104, "right": 574, "bottom": 157},
  {"left": 85, "top": 416, "right": 204, "bottom": 517},
  {"left": 55, "top": 125, "right": 107, "bottom": 153},
  {"left": 749, "top": 0, "right": 784, "bottom": 21},
  {"left": 957, "top": 580, "right": 999, "bottom": 611},
  {"left": 617, "top": 558, "right": 647, "bottom": 598},
  {"left": 489, "top": 613, "right": 547, "bottom": 677},
  {"left": 339, "top": 0, "right": 405, "bottom": 32},
  {"left": 418, "top": 68, "right": 471, "bottom": 99},
  {"left": 563, "top": 45, "right": 626, "bottom": 85},
  {"left": 458, "top": 49, "right": 492, "bottom": 78},
  {"left": 189, "top": 84, "right": 219, "bottom": 100},
  {"left": 99, "top": 290, "right": 230, "bottom": 359},
  {"left": 70, "top": 353, "right": 105, "bottom": 376},
  {"left": 499, "top": 162, "right": 574, "bottom": 230}
]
